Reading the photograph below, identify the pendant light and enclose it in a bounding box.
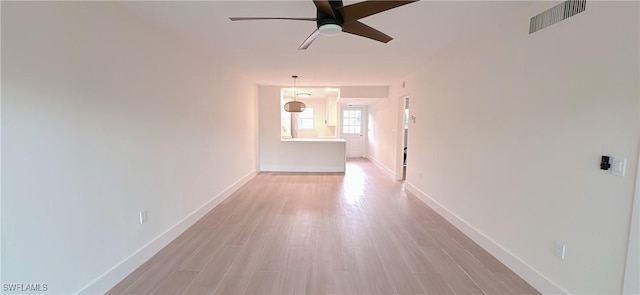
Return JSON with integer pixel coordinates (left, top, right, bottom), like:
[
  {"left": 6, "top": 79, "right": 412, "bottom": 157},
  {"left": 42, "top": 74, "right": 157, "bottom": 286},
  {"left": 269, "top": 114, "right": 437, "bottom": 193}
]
[{"left": 284, "top": 75, "right": 306, "bottom": 113}]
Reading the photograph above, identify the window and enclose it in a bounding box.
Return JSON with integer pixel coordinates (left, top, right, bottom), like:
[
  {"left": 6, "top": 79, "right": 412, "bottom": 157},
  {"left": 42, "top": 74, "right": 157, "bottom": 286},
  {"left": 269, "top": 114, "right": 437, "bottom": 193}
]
[
  {"left": 342, "top": 109, "right": 362, "bottom": 134},
  {"left": 298, "top": 107, "right": 314, "bottom": 129}
]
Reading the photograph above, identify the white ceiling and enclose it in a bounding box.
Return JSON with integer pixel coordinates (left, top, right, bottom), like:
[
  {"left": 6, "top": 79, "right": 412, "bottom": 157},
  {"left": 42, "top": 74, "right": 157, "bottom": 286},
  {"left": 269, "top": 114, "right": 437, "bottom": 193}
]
[{"left": 118, "top": 1, "right": 547, "bottom": 87}]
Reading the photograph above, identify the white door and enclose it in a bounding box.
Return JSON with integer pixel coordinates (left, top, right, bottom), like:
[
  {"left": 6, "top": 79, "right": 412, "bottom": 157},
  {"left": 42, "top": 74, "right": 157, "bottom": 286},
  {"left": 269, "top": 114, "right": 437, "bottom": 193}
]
[{"left": 341, "top": 107, "right": 365, "bottom": 158}]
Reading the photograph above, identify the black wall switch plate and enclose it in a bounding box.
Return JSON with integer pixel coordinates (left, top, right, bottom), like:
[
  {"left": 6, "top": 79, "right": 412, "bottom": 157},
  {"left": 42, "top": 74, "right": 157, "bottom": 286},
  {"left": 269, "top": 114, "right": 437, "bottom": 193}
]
[{"left": 601, "top": 156, "right": 611, "bottom": 170}]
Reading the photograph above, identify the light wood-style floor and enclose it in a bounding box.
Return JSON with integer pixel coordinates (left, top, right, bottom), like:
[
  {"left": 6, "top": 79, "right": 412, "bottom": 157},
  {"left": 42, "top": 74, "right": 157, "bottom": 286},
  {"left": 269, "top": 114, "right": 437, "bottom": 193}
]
[{"left": 108, "top": 159, "right": 539, "bottom": 295}]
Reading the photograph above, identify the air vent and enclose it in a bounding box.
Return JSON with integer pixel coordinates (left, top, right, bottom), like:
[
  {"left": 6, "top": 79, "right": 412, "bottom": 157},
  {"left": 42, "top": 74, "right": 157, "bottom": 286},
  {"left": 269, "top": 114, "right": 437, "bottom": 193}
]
[{"left": 529, "top": 0, "right": 586, "bottom": 34}]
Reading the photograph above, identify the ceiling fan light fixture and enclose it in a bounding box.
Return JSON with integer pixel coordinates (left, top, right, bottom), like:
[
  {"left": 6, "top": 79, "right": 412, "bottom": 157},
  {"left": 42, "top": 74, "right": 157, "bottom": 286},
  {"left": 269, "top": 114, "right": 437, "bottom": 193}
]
[
  {"left": 231, "top": 0, "right": 419, "bottom": 49},
  {"left": 319, "top": 24, "right": 342, "bottom": 36}
]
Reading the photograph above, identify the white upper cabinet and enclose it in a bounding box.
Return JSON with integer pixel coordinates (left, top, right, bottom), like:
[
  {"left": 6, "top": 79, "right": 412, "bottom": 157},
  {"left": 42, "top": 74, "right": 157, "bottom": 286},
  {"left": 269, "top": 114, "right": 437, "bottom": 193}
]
[{"left": 326, "top": 94, "right": 338, "bottom": 126}]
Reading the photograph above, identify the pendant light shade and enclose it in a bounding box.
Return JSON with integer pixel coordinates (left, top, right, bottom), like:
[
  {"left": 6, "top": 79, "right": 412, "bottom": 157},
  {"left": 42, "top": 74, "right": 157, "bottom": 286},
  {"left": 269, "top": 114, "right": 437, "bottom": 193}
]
[
  {"left": 284, "top": 75, "right": 307, "bottom": 113},
  {"left": 284, "top": 101, "right": 306, "bottom": 112}
]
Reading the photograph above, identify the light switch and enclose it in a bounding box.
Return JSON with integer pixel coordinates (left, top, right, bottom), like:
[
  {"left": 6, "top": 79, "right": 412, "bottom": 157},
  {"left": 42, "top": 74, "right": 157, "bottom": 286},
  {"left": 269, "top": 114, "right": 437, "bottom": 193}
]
[{"left": 611, "top": 157, "right": 626, "bottom": 176}]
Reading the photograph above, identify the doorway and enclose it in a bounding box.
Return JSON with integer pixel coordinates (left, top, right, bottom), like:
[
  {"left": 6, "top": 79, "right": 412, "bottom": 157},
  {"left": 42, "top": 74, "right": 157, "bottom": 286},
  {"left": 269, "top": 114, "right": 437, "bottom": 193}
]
[
  {"left": 402, "top": 98, "right": 410, "bottom": 180},
  {"left": 341, "top": 106, "right": 366, "bottom": 158}
]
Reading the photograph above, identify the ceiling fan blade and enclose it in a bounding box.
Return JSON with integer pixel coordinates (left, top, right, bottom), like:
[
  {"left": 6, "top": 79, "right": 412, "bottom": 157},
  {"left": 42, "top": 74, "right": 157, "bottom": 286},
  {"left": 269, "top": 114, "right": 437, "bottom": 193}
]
[
  {"left": 299, "top": 29, "right": 321, "bottom": 50},
  {"left": 229, "top": 17, "right": 316, "bottom": 21},
  {"left": 338, "top": 1, "right": 417, "bottom": 23},
  {"left": 313, "top": 0, "right": 335, "bottom": 18},
  {"left": 342, "top": 21, "right": 392, "bottom": 43}
]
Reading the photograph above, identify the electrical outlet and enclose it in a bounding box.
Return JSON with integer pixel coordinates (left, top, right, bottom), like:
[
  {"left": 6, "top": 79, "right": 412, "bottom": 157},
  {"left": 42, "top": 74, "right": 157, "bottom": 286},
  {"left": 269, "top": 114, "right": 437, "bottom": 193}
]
[
  {"left": 554, "top": 241, "right": 566, "bottom": 260},
  {"left": 139, "top": 210, "right": 148, "bottom": 224}
]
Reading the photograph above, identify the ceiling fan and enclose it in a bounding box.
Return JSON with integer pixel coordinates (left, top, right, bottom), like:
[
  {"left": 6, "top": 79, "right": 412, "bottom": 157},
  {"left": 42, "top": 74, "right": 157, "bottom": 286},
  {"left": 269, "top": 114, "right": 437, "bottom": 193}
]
[{"left": 230, "top": 0, "right": 418, "bottom": 50}]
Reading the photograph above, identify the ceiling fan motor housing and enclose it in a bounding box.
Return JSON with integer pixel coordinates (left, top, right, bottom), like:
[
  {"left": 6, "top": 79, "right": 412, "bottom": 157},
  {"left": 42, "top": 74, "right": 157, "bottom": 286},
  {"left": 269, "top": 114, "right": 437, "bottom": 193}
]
[{"left": 316, "top": 7, "right": 343, "bottom": 29}]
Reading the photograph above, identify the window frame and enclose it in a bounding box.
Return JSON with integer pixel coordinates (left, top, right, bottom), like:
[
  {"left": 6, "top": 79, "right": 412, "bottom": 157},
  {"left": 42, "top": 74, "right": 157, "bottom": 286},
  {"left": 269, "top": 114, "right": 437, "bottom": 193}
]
[
  {"left": 297, "top": 107, "right": 315, "bottom": 130},
  {"left": 342, "top": 109, "right": 362, "bottom": 134}
]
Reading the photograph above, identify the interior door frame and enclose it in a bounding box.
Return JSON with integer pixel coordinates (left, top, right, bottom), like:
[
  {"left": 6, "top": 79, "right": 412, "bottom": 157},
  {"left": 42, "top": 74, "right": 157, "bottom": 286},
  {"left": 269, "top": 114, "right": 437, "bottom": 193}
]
[
  {"left": 340, "top": 105, "right": 367, "bottom": 158},
  {"left": 623, "top": 144, "right": 640, "bottom": 294},
  {"left": 395, "top": 95, "right": 410, "bottom": 180}
]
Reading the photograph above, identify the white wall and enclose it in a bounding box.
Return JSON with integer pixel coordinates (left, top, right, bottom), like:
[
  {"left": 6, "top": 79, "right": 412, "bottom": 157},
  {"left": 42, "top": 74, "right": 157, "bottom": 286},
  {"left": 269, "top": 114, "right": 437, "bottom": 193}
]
[
  {"left": 367, "top": 97, "right": 400, "bottom": 174},
  {"left": 340, "top": 86, "right": 388, "bottom": 99},
  {"left": 2, "top": 2, "right": 257, "bottom": 293},
  {"left": 390, "top": 2, "right": 639, "bottom": 293}
]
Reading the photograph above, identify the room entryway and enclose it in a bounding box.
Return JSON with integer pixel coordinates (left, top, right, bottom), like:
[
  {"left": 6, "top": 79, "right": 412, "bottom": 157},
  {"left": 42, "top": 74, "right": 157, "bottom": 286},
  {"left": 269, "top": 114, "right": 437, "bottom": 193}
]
[{"left": 402, "top": 97, "right": 410, "bottom": 180}]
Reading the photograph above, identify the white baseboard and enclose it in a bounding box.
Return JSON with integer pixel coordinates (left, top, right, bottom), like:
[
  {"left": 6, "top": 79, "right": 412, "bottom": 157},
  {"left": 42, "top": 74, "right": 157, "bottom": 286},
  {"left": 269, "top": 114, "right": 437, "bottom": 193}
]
[
  {"left": 404, "top": 181, "right": 568, "bottom": 295},
  {"left": 76, "top": 170, "right": 257, "bottom": 294},
  {"left": 366, "top": 156, "right": 395, "bottom": 179}
]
